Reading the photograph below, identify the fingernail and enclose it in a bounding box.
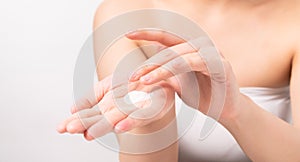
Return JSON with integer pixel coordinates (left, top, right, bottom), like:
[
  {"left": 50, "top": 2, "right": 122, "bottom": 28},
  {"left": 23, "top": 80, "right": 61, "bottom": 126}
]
[{"left": 140, "top": 75, "right": 151, "bottom": 83}]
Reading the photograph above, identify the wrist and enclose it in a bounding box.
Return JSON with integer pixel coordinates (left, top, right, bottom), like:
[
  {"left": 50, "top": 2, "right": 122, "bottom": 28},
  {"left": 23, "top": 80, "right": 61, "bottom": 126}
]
[
  {"left": 118, "top": 103, "right": 178, "bottom": 157},
  {"left": 219, "top": 93, "right": 252, "bottom": 129}
]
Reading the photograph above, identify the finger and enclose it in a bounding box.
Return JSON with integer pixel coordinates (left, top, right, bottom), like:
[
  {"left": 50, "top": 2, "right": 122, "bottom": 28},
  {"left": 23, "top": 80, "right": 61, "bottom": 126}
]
[
  {"left": 71, "top": 75, "right": 113, "bottom": 114},
  {"left": 130, "top": 37, "right": 213, "bottom": 82},
  {"left": 126, "top": 30, "right": 184, "bottom": 46},
  {"left": 66, "top": 115, "right": 102, "bottom": 134},
  {"left": 57, "top": 108, "right": 102, "bottom": 133},
  {"left": 139, "top": 66, "right": 174, "bottom": 84},
  {"left": 84, "top": 115, "right": 114, "bottom": 141},
  {"left": 140, "top": 52, "right": 207, "bottom": 85},
  {"left": 57, "top": 115, "right": 78, "bottom": 133},
  {"left": 85, "top": 84, "right": 170, "bottom": 138},
  {"left": 130, "top": 42, "right": 199, "bottom": 81},
  {"left": 200, "top": 47, "right": 227, "bottom": 83},
  {"left": 114, "top": 102, "right": 171, "bottom": 134},
  {"left": 95, "top": 91, "right": 115, "bottom": 114},
  {"left": 71, "top": 97, "right": 94, "bottom": 114},
  {"left": 85, "top": 104, "right": 139, "bottom": 140}
]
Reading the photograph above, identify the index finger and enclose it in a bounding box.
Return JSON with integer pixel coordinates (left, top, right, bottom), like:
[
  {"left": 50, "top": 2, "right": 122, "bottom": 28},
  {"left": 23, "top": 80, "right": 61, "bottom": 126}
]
[
  {"left": 126, "top": 30, "right": 184, "bottom": 46},
  {"left": 130, "top": 37, "right": 213, "bottom": 82}
]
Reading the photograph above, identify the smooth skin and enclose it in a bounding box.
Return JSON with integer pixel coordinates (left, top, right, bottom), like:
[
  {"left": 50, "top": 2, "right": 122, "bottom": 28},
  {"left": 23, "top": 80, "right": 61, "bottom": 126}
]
[{"left": 58, "top": 0, "right": 300, "bottom": 161}]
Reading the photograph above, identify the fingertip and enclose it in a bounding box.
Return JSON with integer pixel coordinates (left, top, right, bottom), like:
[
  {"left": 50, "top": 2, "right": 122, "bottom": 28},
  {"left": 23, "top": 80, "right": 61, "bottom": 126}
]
[
  {"left": 125, "top": 31, "right": 138, "bottom": 39},
  {"left": 129, "top": 78, "right": 137, "bottom": 83},
  {"left": 70, "top": 105, "right": 79, "bottom": 114},
  {"left": 56, "top": 124, "right": 66, "bottom": 133},
  {"left": 128, "top": 73, "right": 138, "bottom": 82},
  {"left": 84, "top": 136, "right": 94, "bottom": 141},
  {"left": 84, "top": 132, "right": 95, "bottom": 141}
]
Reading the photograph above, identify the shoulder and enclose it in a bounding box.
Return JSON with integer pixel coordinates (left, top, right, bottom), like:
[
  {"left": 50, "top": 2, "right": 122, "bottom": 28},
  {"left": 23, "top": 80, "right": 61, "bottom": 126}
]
[
  {"left": 295, "top": 2, "right": 300, "bottom": 50},
  {"left": 93, "top": 0, "right": 155, "bottom": 29},
  {"left": 292, "top": 2, "right": 300, "bottom": 56},
  {"left": 281, "top": 1, "right": 300, "bottom": 57}
]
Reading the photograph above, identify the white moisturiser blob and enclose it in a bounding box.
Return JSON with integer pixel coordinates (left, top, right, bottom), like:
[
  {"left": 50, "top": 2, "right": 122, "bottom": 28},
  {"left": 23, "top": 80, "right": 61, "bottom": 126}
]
[{"left": 124, "top": 91, "right": 151, "bottom": 105}]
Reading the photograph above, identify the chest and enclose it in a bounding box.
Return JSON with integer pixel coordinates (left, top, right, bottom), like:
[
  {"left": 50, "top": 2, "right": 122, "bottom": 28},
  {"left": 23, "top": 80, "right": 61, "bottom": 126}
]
[
  {"left": 148, "top": 3, "right": 295, "bottom": 87},
  {"left": 198, "top": 12, "right": 293, "bottom": 87}
]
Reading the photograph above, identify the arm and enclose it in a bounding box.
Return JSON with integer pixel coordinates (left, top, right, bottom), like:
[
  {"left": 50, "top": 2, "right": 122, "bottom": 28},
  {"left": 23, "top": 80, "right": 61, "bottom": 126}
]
[
  {"left": 126, "top": 30, "right": 300, "bottom": 162},
  {"left": 221, "top": 49, "right": 300, "bottom": 162},
  {"left": 93, "top": 2, "right": 178, "bottom": 162}
]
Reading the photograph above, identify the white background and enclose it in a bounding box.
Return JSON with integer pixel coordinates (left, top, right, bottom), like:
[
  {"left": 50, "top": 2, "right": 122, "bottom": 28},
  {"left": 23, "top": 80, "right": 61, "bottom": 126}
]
[{"left": 0, "top": 0, "right": 119, "bottom": 161}]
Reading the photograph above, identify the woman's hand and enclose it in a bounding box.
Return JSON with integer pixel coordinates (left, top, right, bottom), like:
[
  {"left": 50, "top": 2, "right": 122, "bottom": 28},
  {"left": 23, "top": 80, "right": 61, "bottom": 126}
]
[
  {"left": 126, "top": 31, "right": 242, "bottom": 122},
  {"left": 57, "top": 74, "right": 175, "bottom": 140},
  {"left": 57, "top": 30, "right": 242, "bottom": 140}
]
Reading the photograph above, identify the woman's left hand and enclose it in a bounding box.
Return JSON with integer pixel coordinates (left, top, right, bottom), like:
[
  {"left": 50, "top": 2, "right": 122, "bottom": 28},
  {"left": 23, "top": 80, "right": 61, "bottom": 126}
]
[{"left": 127, "top": 31, "right": 243, "bottom": 122}]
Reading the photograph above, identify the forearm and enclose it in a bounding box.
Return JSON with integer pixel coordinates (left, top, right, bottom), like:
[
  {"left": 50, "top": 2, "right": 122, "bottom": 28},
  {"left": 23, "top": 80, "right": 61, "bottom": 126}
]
[
  {"left": 118, "top": 105, "right": 178, "bottom": 162},
  {"left": 221, "top": 94, "right": 300, "bottom": 162},
  {"left": 94, "top": 38, "right": 178, "bottom": 161}
]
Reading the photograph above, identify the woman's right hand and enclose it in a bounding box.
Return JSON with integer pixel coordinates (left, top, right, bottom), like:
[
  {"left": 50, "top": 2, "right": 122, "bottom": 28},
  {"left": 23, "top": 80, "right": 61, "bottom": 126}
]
[{"left": 57, "top": 74, "right": 175, "bottom": 140}]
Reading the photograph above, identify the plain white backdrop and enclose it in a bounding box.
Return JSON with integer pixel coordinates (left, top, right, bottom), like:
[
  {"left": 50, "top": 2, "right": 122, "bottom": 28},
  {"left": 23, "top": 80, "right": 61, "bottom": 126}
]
[{"left": 0, "top": 0, "right": 119, "bottom": 161}]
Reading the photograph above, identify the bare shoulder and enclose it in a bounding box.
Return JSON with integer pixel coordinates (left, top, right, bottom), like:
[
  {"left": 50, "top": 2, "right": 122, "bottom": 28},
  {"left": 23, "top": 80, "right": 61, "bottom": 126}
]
[
  {"left": 281, "top": 0, "right": 300, "bottom": 55},
  {"left": 295, "top": 1, "right": 300, "bottom": 42},
  {"left": 292, "top": 1, "right": 300, "bottom": 54},
  {"left": 93, "top": 0, "right": 154, "bottom": 29}
]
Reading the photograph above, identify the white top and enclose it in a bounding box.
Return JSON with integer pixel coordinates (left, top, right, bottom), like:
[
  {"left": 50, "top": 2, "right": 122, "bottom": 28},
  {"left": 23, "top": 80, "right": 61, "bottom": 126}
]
[{"left": 177, "top": 86, "right": 291, "bottom": 162}]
